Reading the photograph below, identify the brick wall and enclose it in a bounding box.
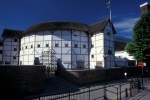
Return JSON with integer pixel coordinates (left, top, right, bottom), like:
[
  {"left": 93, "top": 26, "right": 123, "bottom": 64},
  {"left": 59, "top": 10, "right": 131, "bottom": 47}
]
[
  {"left": 0, "top": 65, "right": 46, "bottom": 97},
  {"left": 56, "top": 59, "right": 142, "bottom": 86}
]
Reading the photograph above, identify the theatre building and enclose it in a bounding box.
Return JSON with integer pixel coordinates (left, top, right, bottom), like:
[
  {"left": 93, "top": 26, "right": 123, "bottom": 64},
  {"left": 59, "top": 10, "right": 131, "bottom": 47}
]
[{"left": 1, "top": 18, "right": 117, "bottom": 69}]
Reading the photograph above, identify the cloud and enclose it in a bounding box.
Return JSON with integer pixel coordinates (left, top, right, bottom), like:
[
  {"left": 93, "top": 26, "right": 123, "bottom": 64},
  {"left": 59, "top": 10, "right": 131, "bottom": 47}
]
[{"left": 114, "top": 17, "right": 140, "bottom": 33}]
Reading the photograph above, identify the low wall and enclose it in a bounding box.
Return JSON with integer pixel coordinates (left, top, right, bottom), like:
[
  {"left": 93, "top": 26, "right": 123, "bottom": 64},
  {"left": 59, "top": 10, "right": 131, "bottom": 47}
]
[
  {"left": 0, "top": 65, "right": 46, "bottom": 97},
  {"left": 56, "top": 59, "right": 142, "bottom": 86}
]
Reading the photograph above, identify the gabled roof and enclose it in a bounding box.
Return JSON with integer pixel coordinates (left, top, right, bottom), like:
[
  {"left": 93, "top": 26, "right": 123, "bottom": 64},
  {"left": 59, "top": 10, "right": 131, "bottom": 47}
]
[
  {"left": 89, "top": 18, "right": 116, "bottom": 34},
  {"left": 1, "top": 29, "right": 24, "bottom": 38}
]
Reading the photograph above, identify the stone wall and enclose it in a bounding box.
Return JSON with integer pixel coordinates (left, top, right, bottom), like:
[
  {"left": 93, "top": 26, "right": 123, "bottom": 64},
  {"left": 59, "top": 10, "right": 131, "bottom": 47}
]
[
  {"left": 0, "top": 65, "right": 46, "bottom": 97},
  {"left": 56, "top": 59, "right": 142, "bottom": 86}
]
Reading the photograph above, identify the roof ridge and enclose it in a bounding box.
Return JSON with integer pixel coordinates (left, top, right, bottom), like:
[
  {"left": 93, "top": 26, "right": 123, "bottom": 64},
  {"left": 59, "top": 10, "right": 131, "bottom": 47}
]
[
  {"left": 4, "top": 28, "right": 24, "bottom": 32},
  {"left": 89, "top": 18, "right": 110, "bottom": 26}
]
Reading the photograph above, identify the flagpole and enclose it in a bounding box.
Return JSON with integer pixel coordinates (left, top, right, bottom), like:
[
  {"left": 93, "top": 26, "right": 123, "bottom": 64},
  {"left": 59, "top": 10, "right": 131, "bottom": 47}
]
[{"left": 109, "top": 0, "right": 111, "bottom": 21}]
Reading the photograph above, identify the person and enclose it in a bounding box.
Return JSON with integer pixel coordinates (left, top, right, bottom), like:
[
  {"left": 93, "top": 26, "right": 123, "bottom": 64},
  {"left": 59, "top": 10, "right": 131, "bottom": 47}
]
[{"left": 124, "top": 72, "right": 127, "bottom": 80}]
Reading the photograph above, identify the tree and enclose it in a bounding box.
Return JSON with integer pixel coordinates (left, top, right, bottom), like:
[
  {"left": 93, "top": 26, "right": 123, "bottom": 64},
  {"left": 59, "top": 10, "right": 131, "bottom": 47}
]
[
  {"left": 125, "top": 42, "right": 135, "bottom": 56},
  {"left": 125, "top": 10, "right": 150, "bottom": 63}
]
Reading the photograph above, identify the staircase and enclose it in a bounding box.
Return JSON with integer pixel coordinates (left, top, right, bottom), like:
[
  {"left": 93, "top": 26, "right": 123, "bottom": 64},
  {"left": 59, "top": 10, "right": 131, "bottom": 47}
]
[
  {"left": 24, "top": 72, "right": 79, "bottom": 99},
  {"left": 42, "top": 76, "right": 79, "bottom": 95}
]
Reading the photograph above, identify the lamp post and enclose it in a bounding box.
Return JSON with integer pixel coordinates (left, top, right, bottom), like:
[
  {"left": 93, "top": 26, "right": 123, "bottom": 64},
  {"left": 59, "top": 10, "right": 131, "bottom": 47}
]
[
  {"left": 103, "top": 54, "right": 108, "bottom": 100},
  {"left": 103, "top": 55, "right": 108, "bottom": 85}
]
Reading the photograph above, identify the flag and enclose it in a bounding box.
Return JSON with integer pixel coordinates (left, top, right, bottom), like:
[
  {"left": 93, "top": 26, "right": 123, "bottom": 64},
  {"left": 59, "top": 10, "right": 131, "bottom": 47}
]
[{"left": 106, "top": 1, "right": 110, "bottom": 8}]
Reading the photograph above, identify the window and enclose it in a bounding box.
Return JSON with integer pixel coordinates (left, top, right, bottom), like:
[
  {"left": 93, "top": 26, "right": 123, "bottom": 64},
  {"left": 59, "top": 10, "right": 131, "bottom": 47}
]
[
  {"left": 65, "top": 44, "right": 68, "bottom": 47},
  {"left": 91, "top": 45, "right": 94, "bottom": 48},
  {"left": 107, "top": 32, "right": 111, "bottom": 35},
  {"left": 74, "top": 44, "right": 78, "bottom": 48},
  {"left": 38, "top": 44, "right": 40, "bottom": 48},
  {"left": 83, "top": 45, "right": 86, "bottom": 48},
  {"left": 55, "top": 44, "right": 58, "bottom": 47},
  {"left": 91, "top": 55, "right": 94, "bottom": 58},
  {"left": 14, "top": 39, "right": 17, "bottom": 42},
  {"left": 14, "top": 48, "right": 17, "bottom": 51},
  {"left": 26, "top": 46, "right": 27, "bottom": 49},
  {"left": 108, "top": 50, "right": 112, "bottom": 54},
  {"left": 31, "top": 45, "right": 33, "bottom": 48},
  {"left": 13, "top": 56, "right": 16, "bottom": 59},
  {"left": 46, "top": 44, "right": 49, "bottom": 47}
]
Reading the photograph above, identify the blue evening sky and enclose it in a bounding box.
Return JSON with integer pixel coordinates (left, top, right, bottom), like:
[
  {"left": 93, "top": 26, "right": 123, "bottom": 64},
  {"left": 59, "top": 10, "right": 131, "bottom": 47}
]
[{"left": 0, "top": 0, "right": 149, "bottom": 38}]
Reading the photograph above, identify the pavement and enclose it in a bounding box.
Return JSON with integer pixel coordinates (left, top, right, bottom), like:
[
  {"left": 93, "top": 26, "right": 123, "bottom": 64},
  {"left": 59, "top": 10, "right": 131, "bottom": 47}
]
[
  {"left": 2, "top": 73, "right": 150, "bottom": 100},
  {"left": 126, "top": 81, "right": 150, "bottom": 100}
]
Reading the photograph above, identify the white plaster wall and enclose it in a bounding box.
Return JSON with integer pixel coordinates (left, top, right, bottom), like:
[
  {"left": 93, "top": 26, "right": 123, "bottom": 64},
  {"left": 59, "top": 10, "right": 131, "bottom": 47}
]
[
  {"left": 62, "top": 54, "right": 71, "bottom": 61},
  {"left": 103, "top": 21, "right": 115, "bottom": 68},
  {"left": 96, "top": 40, "right": 103, "bottom": 47},
  {"left": 81, "top": 49, "right": 87, "bottom": 54},
  {"left": 77, "top": 55, "right": 84, "bottom": 60},
  {"left": 3, "top": 38, "right": 20, "bottom": 65},
  {"left": 3, "top": 42, "right": 11, "bottom": 45},
  {"left": 3, "top": 57, "right": 10, "bottom": 62},
  {"left": 19, "top": 29, "right": 89, "bottom": 69},
  {"left": 3, "top": 46, "right": 11, "bottom": 50}
]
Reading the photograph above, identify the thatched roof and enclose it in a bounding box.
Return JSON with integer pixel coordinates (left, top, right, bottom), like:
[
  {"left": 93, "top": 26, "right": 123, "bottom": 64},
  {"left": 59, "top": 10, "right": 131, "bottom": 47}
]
[
  {"left": 1, "top": 29, "right": 24, "bottom": 38},
  {"left": 2, "top": 18, "right": 116, "bottom": 38},
  {"left": 23, "top": 21, "right": 89, "bottom": 34},
  {"left": 89, "top": 18, "right": 116, "bottom": 34}
]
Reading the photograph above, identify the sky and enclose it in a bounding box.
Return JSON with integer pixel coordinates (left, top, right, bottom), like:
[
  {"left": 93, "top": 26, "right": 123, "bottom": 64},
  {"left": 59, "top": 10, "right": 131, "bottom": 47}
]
[{"left": 0, "top": 0, "right": 150, "bottom": 38}]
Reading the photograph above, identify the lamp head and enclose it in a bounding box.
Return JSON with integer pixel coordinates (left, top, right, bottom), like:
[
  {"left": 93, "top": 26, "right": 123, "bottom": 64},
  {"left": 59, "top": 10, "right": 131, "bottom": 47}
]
[{"left": 103, "top": 54, "right": 108, "bottom": 58}]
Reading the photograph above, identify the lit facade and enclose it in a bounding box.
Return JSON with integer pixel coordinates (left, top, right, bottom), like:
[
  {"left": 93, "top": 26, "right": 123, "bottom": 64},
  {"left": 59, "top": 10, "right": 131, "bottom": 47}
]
[{"left": 1, "top": 18, "right": 117, "bottom": 69}]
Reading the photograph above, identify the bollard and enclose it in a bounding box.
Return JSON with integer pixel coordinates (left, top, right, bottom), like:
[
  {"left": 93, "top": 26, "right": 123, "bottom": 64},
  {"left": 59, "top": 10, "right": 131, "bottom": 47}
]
[
  {"left": 142, "top": 78, "right": 144, "bottom": 90},
  {"left": 69, "top": 90, "right": 70, "bottom": 100},
  {"left": 39, "top": 94, "right": 40, "bottom": 100},
  {"left": 120, "top": 84, "right": 121, "bottom": 100},
  {"left": 130, "top": 81, "right": 132, "bottom": 97},
  {"left": 89, "top": 86, "right": 90, "bottom": 100},
  {"left": 138, "top": 80, "right": 141, "bottom": 92},
  {"left": 125, "top": 88, "right": 128, "bottom": 98},
  {"left": 117, "top": 87, "right": 118, "bottom": 100},
  {"left": 104, "top": 85, "right": 107, "bottom": 100},
  {"left": 131, "top": 78, "right": 134, "bottom": 88}
]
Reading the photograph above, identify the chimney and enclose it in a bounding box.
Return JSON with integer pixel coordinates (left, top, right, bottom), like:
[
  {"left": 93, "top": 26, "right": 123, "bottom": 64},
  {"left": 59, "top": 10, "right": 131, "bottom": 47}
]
[{"left": 140, "top": 2, "right": 150, "bottom": 15}]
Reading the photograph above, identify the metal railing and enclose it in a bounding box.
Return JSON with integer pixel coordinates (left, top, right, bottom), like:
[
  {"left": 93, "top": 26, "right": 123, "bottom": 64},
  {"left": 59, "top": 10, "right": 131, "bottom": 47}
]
[{"left": 25, "top": 75, "right": 150, "bottom": 100}]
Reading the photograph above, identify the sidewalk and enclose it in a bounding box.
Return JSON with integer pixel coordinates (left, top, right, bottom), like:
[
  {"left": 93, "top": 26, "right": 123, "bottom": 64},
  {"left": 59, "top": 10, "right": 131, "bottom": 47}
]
[{"left": 127, "top": 81, "right": 150, "bottom": 100}]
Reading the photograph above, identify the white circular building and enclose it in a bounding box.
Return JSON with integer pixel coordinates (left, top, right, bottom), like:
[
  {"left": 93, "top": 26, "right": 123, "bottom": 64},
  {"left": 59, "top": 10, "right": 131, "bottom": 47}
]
[
  {"left": 2, "top": 18, "right": 117, "bottom": 69},
  {"left": 19, "top": 21, "right": 89, "bottom": 69}
]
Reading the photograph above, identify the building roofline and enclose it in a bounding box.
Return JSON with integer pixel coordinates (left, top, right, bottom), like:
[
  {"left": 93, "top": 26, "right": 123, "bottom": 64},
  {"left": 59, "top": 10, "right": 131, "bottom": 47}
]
[{"left": 140, "top": 2, "right": 148, "bottom": 7}]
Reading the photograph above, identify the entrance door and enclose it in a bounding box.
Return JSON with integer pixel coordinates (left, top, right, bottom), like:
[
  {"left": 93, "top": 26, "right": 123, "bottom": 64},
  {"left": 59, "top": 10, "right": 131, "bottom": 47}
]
[
  {"left": 20, "top": 61, "right": 22, "bottom": 65},
  {"left": 77, "top": 60, "right": 84, "bottom": 69}
]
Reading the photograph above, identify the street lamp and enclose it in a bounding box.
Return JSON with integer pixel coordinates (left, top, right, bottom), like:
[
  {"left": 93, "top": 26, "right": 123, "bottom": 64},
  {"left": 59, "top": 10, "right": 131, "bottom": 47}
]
[
  {"left": 103, "top": 54, "right": 108, "bottom": 85},
  {"left": 103, "top": 54, "right": 108, "bottom": 100}
]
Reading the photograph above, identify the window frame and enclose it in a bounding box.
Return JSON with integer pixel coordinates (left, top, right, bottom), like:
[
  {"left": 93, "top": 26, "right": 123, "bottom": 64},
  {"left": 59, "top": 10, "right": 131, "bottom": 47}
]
[
  {"left": 14, "top": 48, "right": 17, "bottom": 51},
  {"left": 65, "top": 43, "right": 68, "bottom": 47},
  {"left": 55, "top": 43, "right": 59, "bottom": 47},
  {"left": 14, "top": 39, "right": 17, "bottom": 42},
  {"left": 74, "top": 44, "right": 78, "bottom": 48}
]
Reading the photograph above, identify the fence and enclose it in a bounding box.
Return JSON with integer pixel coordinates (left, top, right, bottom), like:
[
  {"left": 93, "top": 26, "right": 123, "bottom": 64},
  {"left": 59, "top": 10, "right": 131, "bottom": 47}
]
[{"left": 24, "top": 75, "right": 150, "bottom": 100}]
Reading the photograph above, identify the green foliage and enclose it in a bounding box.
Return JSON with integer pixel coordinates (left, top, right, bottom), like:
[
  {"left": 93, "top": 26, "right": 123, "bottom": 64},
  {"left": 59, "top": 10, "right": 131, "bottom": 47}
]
[
  {"left": 125, "top": 42, "right": 135, "bottom": 55},
  {"left": 125, "top": 10, "right": 150, "bottom": 63}
]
